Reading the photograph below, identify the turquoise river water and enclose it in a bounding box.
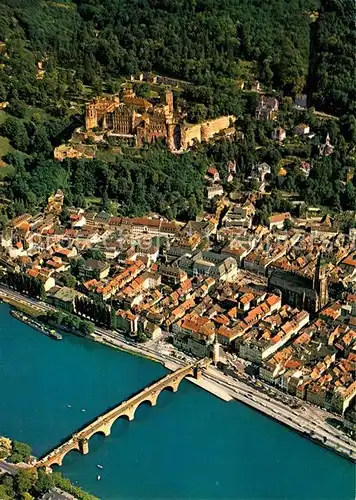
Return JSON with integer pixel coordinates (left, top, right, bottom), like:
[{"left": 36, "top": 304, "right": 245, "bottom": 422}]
[{"left": 0, "top": 303, "right": 355, "bottom": 499}]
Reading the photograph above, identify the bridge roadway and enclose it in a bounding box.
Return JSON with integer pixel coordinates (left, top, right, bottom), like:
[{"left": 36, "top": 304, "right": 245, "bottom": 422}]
[{"left": 35, "top": 359, "right": 210, "bottom": 469}]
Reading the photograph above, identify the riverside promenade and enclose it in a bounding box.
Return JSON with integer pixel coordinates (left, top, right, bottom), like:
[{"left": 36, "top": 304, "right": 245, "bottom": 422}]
[{"left": 1, "top": 285, "right": 355, "bottom": 462}]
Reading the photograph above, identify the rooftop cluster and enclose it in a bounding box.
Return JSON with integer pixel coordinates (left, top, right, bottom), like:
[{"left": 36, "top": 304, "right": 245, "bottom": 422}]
[{"left": 0, "top": 190, "right": 355, "bottom": 417}]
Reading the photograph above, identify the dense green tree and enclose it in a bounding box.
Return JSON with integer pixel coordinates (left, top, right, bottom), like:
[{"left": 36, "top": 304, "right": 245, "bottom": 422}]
[
  {"left": 310, "top": 0, "right": 355, "bottom": 116},
  {"left": 187, "top": 103, "right": 208, "bottom": 123},
  {"left": 0, "top": 484, "right": 11, "bottom": 500},
  {"left": 4, "top": 272, "right": 45, "bottom": 299},
  {"left": 1, "top": 116, "right": 29, "bottom": 152},
  {"left": 58, "top": 272, "right": 77, "bottom": 288},
  {"left": 0, "top": 0, "right": 318, "bottom": 104},
  {"left": 343, "top": 182, "right": 356, "bottom": 211},
  {"left": 13, "top": 469, "right": 37, "bottom": 496},
  {"left": 30, "top": 469, "right": 54, "bottom": 497},
  {"left": 0, "top": 456, "right": 96, "bottom": 499},
  {"left": 137, "top": 332, "right": 148, "bottom": 343},
  {"left": 79, "top": 320, "right": 94, "bottom": 336},
  {"left": 0, "top": 475, "right": 15, "bottom": 497},
  {"left": 134, "top": 83, "right": 151, "bottom": 98},
  {"left": 7, "top": 99, "right": 28, "bottom": 119},
  {"left": 8, "top": 441, "right": 32, "bottom": 464},
  {"left": 0, "top": 0, "right": 353, "bottom": 219},
  {"left": 82, "top": 248, "right": 105, "bottom": 261}
]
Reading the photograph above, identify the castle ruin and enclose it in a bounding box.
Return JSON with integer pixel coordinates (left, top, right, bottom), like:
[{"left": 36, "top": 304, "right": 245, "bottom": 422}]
[{"left": 83, "top": 89, "right": 235, "bottom": 152}]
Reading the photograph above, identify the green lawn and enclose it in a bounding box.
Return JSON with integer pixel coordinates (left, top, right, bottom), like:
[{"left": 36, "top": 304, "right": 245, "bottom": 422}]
[
  {"left": 85, "top": 196, "right": 102, "bottom": 206},
  {"left": 2, "top": 297, "right": 41, "bottom": 318},
  {"left": 24, "top": 106, "right": 51, "bottom": 122},
  {"left": 0, "top": 135, "right": 12, "bottom": 156},
  {"left": 0, "top": 164, "right": 15, "bottom": 179},
  {"left": 96, "top": 149, "right": 122, "bottom": 163},
  {"left": 0, "top": 110, "right": 9, "bottom": 125},
  {"left": 278, "top": 156, "right": 300, "bottom": 167},
  {"left": 0, "top": 133, "right": 24, "bottom": 178}
]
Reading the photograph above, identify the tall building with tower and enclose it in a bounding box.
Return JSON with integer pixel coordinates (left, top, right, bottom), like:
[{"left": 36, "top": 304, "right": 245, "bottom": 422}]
[{"left": 268, "top": 253, "right": 329, "bottom": 315}]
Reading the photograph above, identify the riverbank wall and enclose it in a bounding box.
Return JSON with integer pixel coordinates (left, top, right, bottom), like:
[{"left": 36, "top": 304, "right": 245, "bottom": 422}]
[{"left": 229, "top": 386, "right": 356, "bottom": 463}]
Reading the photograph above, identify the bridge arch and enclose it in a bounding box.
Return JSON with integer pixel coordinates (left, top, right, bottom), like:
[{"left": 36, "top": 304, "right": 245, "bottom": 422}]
[
  {"left": 42, "top": 445, "right": 82, "bottom": 468},
  {"left": 84, "top": 428, "right": 111, "bottom": 442},
  {"left": 97, "top": 411, "right": 136, "bottom": 438},
  {"left": 104, "top": 404, "right": 147, "bottom": 435},
  {"left": 134, "top": 397, "right": 156, "bottom": 410}
]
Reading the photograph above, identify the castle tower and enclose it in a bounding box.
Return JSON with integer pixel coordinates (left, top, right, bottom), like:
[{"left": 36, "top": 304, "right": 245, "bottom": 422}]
[
  {"left": 165, "top": 90, "right": 174, "bottom": 115},
  {"left": 85, "top": 102, "right": 97, "bottom": 130},
  {"left": 180, "top": 125, "right": 187, "bottom": 150},
  {"left": 201, "top": 122, "right": 210, "bottom": 142},
  {"left": 168, "top": 123, "right": 175, "bottom": 151}
]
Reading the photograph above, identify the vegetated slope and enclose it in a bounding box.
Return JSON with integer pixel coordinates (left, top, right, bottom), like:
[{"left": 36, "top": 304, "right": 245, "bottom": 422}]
[
  {"left": 310, "top": 0, "right": 355, "bottom": 116},
  {"left": 74, "top": 0, "right": 314, "bottom": 93},
  {"left": 0, "top": 0, "right": 353, "bottom": 112},
  {"left": 5, "top": 148, "right": 207, "bottom": 220},
  {"left": 0, "top": 0, "right": 315, "bottom": 95}
]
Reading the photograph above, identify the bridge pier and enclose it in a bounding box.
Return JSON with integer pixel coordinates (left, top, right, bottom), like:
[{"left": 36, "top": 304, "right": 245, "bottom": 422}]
[
  {"left": 79, "top": 438, "right": 89, "bottom": 455},
  {"left": 150, "top": 393, "right": 159, "bottom": 407},
  {"left": 193, "top": 366, "right": 202, "bottom": 380}
]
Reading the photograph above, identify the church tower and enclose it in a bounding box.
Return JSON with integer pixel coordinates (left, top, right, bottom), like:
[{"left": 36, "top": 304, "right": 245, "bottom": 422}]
[{"left": 313, "top": 253, "right": 329, "bottom": 312}]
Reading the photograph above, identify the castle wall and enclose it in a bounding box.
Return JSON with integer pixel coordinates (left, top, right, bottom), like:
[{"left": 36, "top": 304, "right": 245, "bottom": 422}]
[
  {"left": 180, "top": 116, "right": 235, "bottom": 150},
  {"left": 183, "top": 124, "right": 202, "bottom": 148},
  {"left": 85, "top": 96, "right": 120, "bottom": 131},
  {"left": 202, "top": 116, "right": 235, "bottom": 140}
]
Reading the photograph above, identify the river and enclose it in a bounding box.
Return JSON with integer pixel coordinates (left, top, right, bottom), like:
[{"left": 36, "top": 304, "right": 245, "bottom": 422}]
[{"left": 0, "top": 303, "right": 354, "bottom": 499}]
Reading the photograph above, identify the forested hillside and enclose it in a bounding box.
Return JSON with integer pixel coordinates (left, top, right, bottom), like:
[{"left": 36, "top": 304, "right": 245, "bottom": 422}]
[
  {"left": 0, "top": 0, "right": 353, "bottom": 112},
  {"left": 73, "top": 0, "right": 314, "bottom": 94},
  {"left": 310, "top": 0, "right": 355, "bottom": 116},
  {"left": 0, "top": 0, "right": 313, "bottom": 97},
  {"left": 6, "top": 148, "right": 206, "bottom": 220},
  {"left": 0, "top": 0, "right": 354, "bottom": 226}
]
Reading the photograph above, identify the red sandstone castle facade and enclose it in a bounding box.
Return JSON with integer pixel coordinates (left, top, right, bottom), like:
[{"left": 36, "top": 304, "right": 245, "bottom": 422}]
[{"left": 84, "top": 89, "right": 235, "bottom": 152}]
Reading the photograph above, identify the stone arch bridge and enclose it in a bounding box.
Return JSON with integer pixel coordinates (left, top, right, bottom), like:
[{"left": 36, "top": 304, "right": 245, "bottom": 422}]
[{"left": 35, "top": 359, "right": 210, "bottom": 469}]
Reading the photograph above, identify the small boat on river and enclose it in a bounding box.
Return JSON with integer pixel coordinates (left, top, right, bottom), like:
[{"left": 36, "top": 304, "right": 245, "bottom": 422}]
[{"left": 10, "top": 309, "right": 62, "bottom": 340}]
